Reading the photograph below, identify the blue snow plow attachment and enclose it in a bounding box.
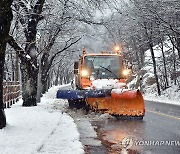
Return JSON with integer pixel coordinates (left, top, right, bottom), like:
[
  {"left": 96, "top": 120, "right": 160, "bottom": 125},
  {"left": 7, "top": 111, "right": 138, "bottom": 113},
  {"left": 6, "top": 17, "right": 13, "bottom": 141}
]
[{"left": 56, "top": 89, "right": 111, "bottom": 100}]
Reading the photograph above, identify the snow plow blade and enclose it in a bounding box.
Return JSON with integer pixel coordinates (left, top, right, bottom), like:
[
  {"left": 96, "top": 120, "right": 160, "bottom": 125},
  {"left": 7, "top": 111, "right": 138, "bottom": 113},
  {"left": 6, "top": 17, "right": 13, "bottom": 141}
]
[
  {"left": 56, "top": 89, "right": 111, "bottom": 100},
  {"left": 86, "top": 89, "right": 145, "bottom": 117}
]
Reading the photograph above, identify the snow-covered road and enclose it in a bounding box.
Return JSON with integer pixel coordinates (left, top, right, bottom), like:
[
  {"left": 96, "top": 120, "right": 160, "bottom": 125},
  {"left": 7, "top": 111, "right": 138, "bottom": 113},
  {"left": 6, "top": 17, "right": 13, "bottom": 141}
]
[{"left": 0, "top": 86, "right": 84, "bottom": 154}]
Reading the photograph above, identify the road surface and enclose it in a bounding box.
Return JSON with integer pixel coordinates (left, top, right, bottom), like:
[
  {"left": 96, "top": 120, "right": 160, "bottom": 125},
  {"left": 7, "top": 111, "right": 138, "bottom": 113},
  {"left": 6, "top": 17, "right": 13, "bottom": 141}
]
[
  {"left": 89, "top": 100, "right": 180, "bottom": 154},
  {"left": 58, "top": 86, "right": 180, "bottom": 153},
  {"left": 69, "top": 100, "right": 180, "bottom": 154}
]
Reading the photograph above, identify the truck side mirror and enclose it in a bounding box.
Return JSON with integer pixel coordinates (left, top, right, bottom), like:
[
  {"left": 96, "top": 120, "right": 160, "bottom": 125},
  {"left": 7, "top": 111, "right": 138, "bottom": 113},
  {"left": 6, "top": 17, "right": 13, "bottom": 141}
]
[
  {"left": 127, "top": 62, "right": 132, "bottom": 69},
  {"left": 74, "top": 61, "right": 79, "bottom": 74},
  {"left": 128, "top": 65, "right": 132, "bottom": 69}
]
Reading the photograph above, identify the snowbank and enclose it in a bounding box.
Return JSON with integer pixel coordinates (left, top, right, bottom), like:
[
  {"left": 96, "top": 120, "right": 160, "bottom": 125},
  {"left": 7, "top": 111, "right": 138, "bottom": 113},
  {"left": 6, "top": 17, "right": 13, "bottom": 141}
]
[
  {"left": 144, "top": 84, "right": 180, "bottom": 105},
  {"left": 0, "top": 86, "right": 84, "bottom": 154},
  {"left": 144, "top": 95, "right": 180, "bottom": 106}
]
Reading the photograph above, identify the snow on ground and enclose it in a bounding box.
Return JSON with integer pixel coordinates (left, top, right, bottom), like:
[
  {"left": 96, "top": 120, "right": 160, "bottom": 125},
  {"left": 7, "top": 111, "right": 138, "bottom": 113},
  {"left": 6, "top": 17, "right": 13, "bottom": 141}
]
[
  {"left": 0, "top": 85, "right": 84, "bottom": 154},
  {"left": 144, "top": 95, "right": 180, "bottom": 106},
  {"left": 144, "top": 84, "right": 180, "bottom": 106}
]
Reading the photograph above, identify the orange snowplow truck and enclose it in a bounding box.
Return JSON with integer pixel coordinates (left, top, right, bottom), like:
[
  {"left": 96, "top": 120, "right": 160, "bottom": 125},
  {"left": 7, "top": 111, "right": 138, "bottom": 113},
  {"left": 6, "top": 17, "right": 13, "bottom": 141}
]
[{"left": 57, "top": 49, "right": 145, "bottom": 119}]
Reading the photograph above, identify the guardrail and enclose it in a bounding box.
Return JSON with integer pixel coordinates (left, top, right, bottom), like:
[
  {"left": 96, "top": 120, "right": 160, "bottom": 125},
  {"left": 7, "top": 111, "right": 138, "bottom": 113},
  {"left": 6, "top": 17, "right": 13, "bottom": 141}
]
[{"left": 3, "top": 82, "right": 21, "bottom": 108}]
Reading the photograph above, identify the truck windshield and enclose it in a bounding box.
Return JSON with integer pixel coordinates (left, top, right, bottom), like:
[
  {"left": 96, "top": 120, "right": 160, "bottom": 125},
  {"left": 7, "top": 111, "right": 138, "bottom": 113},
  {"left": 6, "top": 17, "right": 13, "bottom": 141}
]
[{"left": 84, "top": 55, "right": 122, "bottom": 79}]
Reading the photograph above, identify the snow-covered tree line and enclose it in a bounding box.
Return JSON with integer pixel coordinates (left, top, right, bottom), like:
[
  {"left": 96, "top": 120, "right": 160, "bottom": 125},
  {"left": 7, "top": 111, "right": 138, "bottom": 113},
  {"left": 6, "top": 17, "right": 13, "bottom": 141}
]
[
  {"left": 5, "top": 0, "right": 111, "bottom": 107},
  {"left": 102, "top": 0, "right": 180, "bottom": 95},
  {"left": 1, "top": 0, "right": 113, "bottom": 128}
]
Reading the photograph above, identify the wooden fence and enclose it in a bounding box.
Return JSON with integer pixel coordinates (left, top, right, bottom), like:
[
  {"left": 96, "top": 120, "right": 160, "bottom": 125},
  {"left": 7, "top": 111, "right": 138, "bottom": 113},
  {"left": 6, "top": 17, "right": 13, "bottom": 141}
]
[{"left": 3, "top": 82, "right": 21, "bottom": 108}]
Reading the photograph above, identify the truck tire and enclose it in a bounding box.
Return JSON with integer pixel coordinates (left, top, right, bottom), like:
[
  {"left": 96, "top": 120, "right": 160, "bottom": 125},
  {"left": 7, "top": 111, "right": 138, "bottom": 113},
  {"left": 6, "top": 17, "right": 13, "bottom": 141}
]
[
  {"left": 68, "top": 99, "right": 75, "bottom": 109},
  {"left": 68, "top": 99, "right": 90, "bottom": 110}
]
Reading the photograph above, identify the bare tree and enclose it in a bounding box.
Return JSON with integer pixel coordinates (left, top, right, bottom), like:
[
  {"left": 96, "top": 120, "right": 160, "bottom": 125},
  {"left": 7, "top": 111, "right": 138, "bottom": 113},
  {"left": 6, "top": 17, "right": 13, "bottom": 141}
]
[{"left": 0, "top": 0, "right": 13, "bottom": 129}]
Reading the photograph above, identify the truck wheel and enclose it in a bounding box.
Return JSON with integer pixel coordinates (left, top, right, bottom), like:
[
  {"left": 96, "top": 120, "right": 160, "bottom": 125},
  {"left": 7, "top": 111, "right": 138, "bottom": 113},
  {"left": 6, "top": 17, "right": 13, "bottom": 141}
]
[
  {"left": 68, "top": 100, "right": 75, "bottom": 109},
  {"left": 68, "top": 99, "right": 90, "bottom": 112},
  {"left": 68, "top": 99, "right": 83, "bottom": 109},
  {"left": 75, "top": 99, "right": 84, "bottom": 109},
  {"left": 81, "top": 100, "right": 90, "bottom": 112},
  {"left": 84, "top": 103, "right": 91, "bottom": 113}
]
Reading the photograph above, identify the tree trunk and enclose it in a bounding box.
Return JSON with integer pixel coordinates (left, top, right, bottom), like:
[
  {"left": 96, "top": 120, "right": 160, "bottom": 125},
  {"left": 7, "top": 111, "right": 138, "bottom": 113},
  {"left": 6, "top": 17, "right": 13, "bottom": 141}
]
[
  {"left": 172, "top": 45, "right": 177, "bottom": 85},
  {"left": 37, "top": 58, "right": 42, "bottom": 103},
  {"left": 21, "top": 0, "right": 45, "bottom": 106},
  {"left": 22, "top": 25, "right": 38, "bottom": 106},
  {"left": 41, "top": 53, "right": 49, "bottom": 94},
  {"left": 0, "top": 48, "right": 6, "bottom": 129},
  {"left": 21, "top": 40, "right": 38, "bottom": 106},
  {"left": 176, "top": 37, "right": 180, "bottom": 59},
  {"left": 149, "top": 43, "right": 161, "bottom": 96},
  {"left": 7, "top": 35, "right": 38, "bottom": 106},
  {"left": 0, "top": 0, "right": 13, "bottom": 129},
  {"left": 41, "top": 78, "right": 48, "bottom": 94},
  {"left": 135, "top": 50, "right": 141, "bottom": 70},
  {"left": 21, "top": 61, "right": 38, "bottom": 106},
  {"left": 54, "top": 67, "right": 60, "bottom": 86},
  {"left": 140, "top": 49, "right": 145, "bottom": 67},
  {"left": 160, "top": 42, "right": 169, "bottom": 89},
  {"left": 144, "top": 21, "right": 161, "bottom": 96}
]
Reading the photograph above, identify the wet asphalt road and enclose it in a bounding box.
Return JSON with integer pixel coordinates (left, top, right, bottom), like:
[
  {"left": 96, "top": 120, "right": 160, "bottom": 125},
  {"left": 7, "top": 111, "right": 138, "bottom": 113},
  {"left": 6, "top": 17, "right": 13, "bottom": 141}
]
[
  {"left": 58, "top": 86, "right": 180, "bottom": 153},
  {"left": 91, "top": 100, "right": 180, "bottom": 154}
]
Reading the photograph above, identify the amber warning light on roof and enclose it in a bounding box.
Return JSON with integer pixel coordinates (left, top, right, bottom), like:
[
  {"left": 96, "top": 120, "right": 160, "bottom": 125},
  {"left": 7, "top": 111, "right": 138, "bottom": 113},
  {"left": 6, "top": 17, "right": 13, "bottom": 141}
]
[{"left": 113, "top": 45, "right": 122, "bottom": 54}]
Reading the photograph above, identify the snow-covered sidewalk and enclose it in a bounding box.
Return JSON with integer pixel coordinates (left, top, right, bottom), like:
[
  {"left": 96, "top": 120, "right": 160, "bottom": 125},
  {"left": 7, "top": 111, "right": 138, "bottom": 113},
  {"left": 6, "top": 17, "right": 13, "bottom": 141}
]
[{"left": 0, "top": 86, "right": 84, "bottom": 154}]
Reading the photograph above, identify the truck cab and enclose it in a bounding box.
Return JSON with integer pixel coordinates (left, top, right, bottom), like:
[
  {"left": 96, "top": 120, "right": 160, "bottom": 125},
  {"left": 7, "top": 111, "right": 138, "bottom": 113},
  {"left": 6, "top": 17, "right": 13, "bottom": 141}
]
[{"left": 74, "top": 52, "right": 129, "bottom": 90}]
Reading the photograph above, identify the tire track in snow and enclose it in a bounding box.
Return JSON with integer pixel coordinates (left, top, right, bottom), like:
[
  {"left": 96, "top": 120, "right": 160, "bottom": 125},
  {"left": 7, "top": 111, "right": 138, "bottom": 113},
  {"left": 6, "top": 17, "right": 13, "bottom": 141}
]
[
  {"left": 36, "top": 113, "right": 63, "bottom": 153},
  {"left": 35, "top": 111, "right": 83, "bottom": 154}
]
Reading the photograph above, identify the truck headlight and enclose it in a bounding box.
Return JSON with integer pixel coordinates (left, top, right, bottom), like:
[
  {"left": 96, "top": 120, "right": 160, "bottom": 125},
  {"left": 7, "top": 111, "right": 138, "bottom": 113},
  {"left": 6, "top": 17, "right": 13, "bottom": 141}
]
[
  {"left": 122, "top": 69, "right": 129, "bottom": 77},
  {"left": 81, "top": 69, "right": 89, "bottom": 77}
]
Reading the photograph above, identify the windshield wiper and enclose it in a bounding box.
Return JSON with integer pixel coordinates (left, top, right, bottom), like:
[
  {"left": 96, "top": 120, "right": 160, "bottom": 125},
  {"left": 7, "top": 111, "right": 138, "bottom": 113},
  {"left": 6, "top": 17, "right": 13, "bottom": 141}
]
[{"left": 99, "top": 66, "right": 119, "bottom": 79}]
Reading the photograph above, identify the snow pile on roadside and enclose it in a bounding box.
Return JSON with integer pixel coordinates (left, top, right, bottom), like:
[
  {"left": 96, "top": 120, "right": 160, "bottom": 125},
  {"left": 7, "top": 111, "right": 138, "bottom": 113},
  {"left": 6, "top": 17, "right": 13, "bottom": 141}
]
[
  {"left": 44, "top": 84, "right": 71, "bottom": 99},
  {"left": 0, "top": 86, "right": 84, "bottom": 154},
  {"left": 144, "top": 85, "right": 180, "bottom": 105}
]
